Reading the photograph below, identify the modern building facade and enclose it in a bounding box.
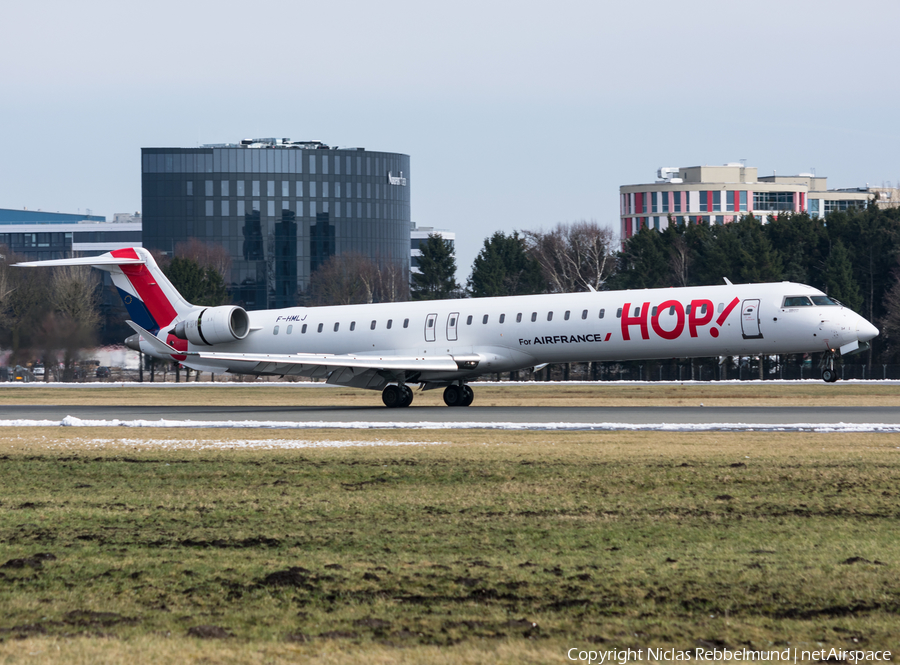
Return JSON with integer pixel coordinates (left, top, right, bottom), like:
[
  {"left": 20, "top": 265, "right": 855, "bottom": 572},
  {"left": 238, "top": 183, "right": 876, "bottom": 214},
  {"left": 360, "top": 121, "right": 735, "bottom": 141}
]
[
  {"left": 141, "top": 138, "right": 411, "bottom": 310},
  {"left": 0, "top": 208, "right": 140, "bottom": 260},
  {"left": 619, "top": 164, "right": 886, "bottom": 241}
]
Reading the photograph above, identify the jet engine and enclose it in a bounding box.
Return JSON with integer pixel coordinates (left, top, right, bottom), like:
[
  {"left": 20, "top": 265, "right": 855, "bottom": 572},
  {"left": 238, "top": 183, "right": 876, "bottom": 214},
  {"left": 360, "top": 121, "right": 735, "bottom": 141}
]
[{"left": 172, "top": 306, "right": 251, "bottom": 346}]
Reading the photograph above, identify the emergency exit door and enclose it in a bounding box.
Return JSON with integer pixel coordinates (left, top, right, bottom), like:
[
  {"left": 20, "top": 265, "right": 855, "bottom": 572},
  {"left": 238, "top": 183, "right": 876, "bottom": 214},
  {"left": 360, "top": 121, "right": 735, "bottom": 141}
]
[{"left": 425, "top": 313, "right": 438, "bottom": 342}]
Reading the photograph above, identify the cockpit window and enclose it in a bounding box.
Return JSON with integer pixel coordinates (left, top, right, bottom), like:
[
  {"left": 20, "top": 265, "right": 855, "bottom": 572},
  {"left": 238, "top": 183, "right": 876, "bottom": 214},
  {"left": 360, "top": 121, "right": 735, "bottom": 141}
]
[
  {"left": 783, "top": 296, "right": 813, "bottom": 307},
  {"left": 811, "top": 295, "right": 841, "bottom": 306}
]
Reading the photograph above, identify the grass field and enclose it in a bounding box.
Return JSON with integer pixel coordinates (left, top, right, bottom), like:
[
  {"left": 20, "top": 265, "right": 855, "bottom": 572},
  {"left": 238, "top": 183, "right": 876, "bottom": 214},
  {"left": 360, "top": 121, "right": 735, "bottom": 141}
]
[
  {"left": 0, "top": 414, "right": 898, "bottom": 663},
  {"left": 1, "top": 381, "right": 900, "bottom": 408}
]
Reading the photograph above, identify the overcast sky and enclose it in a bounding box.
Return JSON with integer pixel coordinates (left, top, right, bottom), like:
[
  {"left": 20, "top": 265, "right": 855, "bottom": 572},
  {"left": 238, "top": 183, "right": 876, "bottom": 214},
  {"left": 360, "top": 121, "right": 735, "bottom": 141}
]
[{"left": 2, "top": 0, "right": 899, "bottom": 278}]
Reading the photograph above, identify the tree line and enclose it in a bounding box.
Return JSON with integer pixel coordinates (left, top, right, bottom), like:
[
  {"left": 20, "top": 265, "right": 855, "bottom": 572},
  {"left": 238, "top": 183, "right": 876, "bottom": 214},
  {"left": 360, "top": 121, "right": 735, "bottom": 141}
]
[{"left": 4, "top": 203, "right": 900, "bottom": 371}]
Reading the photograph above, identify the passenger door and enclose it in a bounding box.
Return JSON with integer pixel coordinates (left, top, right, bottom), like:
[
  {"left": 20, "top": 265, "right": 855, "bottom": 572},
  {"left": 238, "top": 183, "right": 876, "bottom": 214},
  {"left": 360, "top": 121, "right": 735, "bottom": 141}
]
[{"left": 741, "top": 299, "right": 763, "bottom": 339}]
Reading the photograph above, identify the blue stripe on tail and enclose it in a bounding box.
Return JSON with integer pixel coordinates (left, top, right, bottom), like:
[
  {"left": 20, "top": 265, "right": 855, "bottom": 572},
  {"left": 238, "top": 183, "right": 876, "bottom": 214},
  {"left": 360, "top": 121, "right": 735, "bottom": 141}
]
[{"left": 116, "top": 287, "right": 160, "bottom": 334}]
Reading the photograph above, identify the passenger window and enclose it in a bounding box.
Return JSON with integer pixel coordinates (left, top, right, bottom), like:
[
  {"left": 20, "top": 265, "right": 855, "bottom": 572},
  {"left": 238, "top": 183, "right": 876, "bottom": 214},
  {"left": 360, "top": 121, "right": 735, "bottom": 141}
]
[
  {"left": 685, "top": 304, "right": 691, "bottom": 315},
  {"left": 482, "top": 314, "right": 489, "bottom": 324},
  {"left": 449, "top": 317, "right": 456, "bottom": 326},
  {"left": 317, "top": 323, "right": 323, "bottom": 333},
  {"left": 287, "top": 325, "right": 292, "bottom": 334},
  {"left": 616, "top": 308, "right": 621, "bottom": 318},
  {"left": 633, "top": 307, "right": 640, "bottom": 317},
  {"left": 403, "top": 318, "right": 409, "bottom": 328},
  {"left": 516, "top": 313, "right": 522, "bottom": 323},
  {"left": 273, "top": 325, "right": 279, "bottom": 335},
  {"left": 531, "top": 312, "right": 537, "bottom": 322},
  {"left": 372, "top": 320, "right": 377, "bottom": 330},
  {"left": 547, "top": 312, "right": 553, "bottom": 321},
  {"left": 334, "top": 322, "right": 339, "bottom": 332},
  {"left": 564, "top": 310, "right": 570, "bottom": 321},
  {"left": 669, "top": 306, "right": 675, "bottom": 315},
  {"left": 302, "top": 324, "right": 307, "bottom": 333},
  {"left": 717, "top": 302, "right": 724, "bottom": 313},
  {"left": 652, "top": 306, "right": 657, "bottom": 316},
  {"left": 467, "top": 315, "right": 473, "bottom": 325},
  {"left": 426, "top": 319, "right": 432, "bottom": 328},
  {"left": 350, "top": 321, "right": 356, "bottom": 331},
  {"left": 387, "top": 319, "right": 393, "bottom": 329},
  {"left": 499, "top": 314, "right": 505, "bottom": 323},
  {"left": 600, "top": 309, "right": 605, "bottom": 319},
  {"left": 581, "top": 310, "right": 588, "bottom": 320}
]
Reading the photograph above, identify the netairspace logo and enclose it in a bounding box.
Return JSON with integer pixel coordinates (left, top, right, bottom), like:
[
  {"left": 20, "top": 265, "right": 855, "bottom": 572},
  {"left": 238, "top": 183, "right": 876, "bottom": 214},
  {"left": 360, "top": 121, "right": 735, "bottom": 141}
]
[{"left": 566, "top": 647, "right": 892, "bottom": 663}]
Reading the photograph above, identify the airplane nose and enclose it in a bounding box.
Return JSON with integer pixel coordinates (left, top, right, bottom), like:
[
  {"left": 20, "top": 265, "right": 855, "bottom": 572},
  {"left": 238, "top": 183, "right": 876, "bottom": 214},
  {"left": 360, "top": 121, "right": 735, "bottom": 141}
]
[{"left": 857, "top": 318, "right": 879, "bottom": 343}]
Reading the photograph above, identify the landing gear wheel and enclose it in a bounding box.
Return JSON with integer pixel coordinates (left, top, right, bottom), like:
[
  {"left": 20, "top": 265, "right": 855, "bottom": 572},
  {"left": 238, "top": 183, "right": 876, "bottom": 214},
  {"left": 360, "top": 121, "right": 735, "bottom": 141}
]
[
  {"left": 382, "top": 384, "right": 402, "bottom": 407},
  {"left": 399, "top": 385, "right": 414, "bottom": 407},
  {"left": 822, "top": 368, "right": 838, "bottom": 383},
  {"left": 460, "top": 385, "right": 474, "bottom": 406},
  {"left": 443, "top": 385, "right": 463, "bottom": 407}
]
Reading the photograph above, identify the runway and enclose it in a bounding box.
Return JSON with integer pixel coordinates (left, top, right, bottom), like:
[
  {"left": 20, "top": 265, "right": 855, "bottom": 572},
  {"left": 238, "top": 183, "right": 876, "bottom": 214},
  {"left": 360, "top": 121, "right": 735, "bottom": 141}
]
[{"left": 0, "top": 404, "right": 899, "bottom": 431}]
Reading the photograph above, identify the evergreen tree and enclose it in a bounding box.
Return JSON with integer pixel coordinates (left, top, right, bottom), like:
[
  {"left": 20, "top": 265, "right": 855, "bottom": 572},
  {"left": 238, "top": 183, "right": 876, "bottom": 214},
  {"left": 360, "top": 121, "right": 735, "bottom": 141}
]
[
  {"left": 734, "top": 215, "right": 782, "bottom": 283},
  {"left": 164, "top": 256, "right": 229, "bottom": 307},
  {"left": 411, "top": 233, "right": 459, "bottom": 300},
  {"left": 468, "top": 231, "right": 544, "bottom": 297},
  {"left": 608, "top": 226, "right": 669, "bottom": 290},
  {"left": 822, "top": 240, "right": 862, "bottom": 312}
]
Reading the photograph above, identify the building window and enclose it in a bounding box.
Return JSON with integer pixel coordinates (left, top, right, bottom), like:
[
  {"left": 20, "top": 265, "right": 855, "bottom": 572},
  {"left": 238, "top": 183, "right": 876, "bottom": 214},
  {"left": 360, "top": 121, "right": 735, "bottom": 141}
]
[
  {"left": 753, "top": 191, "right": 794, "bottom": 212},
  {"left": 221, "top": 201, "right": 230, "bottom": 216},
  {"left": 652, "top": 192, "right": 658, "bottom": 213},
  {"left": 221, "top": 181, "right": 229, "bottom": 197},
  {"left": 252, "top": 181, "right": 260, "bottom": 196},
  {"left": 282, "top": 181, "right": 289, "bottom": 197},
  {"left": 205, "top": 200, "right": 213, "bottom": 216},
  {"left": 186, "top": 181, "right": 193, "bottom": 196},
  {"left": 700, "top": 191, "right": 708, "bottom": 211},
  {"left": 237, "top": 181, "right": 245, "bottom": 196},
  {"left": 205, "top": 180, "right": 213, "bottom": 196},
  {"left": 267, "top": 201, "right": 275, "bottom": 217}
]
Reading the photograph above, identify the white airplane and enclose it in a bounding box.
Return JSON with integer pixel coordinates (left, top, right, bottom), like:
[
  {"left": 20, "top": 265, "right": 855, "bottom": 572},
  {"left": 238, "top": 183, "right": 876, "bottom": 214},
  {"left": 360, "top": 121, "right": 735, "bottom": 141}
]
[{"left": 17, "top": 247, "right": 879, "bottom": 406}]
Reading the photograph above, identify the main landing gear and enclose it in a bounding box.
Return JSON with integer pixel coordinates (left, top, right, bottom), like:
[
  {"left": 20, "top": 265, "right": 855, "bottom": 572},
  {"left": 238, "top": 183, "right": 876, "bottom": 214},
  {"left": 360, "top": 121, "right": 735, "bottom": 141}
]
[
  {"left": 382, "top": 384, "right": 414, "bottom": 408},
  {"left": 443, "top": 384, "right": 474, "bottom": 407}
]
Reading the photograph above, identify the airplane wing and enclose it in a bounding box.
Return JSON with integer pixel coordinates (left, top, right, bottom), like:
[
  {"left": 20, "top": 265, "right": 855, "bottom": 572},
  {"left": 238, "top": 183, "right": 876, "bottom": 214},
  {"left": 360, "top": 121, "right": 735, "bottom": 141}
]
[{"left": 125, "top": 321, "right": 470, "bottom": 390}]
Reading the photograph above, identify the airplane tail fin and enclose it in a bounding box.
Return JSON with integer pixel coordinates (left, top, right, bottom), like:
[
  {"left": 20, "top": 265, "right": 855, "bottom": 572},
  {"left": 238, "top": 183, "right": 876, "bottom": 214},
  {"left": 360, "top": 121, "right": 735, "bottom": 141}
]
[{"left": 15, "top": 247, "right": 194, "bottom": 334}]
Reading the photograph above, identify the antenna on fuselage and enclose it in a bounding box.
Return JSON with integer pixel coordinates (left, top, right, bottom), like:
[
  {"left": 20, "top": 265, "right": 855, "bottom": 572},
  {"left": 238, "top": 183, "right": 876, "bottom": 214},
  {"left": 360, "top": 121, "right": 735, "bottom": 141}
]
[{"left": 723, "top": 277, "right": 733, "bottom": 286}]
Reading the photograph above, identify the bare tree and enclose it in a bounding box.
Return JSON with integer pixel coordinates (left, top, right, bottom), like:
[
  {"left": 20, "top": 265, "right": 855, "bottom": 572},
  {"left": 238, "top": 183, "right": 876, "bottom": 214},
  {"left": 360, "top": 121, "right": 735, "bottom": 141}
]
[
  {"left": 668, "top": 233, "right": 691, "bottom": 287},
  {"left": 175, "top": 238, "right": 232, "bottom": 279},
  {"left": 523, "top": 220, "right": 616, "bottom": 292},
  {"left": 308, "top": 252, "right": 409, "bottom": 306}
]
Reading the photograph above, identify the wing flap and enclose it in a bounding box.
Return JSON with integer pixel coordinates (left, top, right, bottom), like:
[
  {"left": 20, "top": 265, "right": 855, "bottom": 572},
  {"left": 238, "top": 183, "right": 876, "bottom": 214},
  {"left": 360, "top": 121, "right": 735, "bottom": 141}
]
[{"left": 195, "top": 350, "right": 461, "bottom": 372}]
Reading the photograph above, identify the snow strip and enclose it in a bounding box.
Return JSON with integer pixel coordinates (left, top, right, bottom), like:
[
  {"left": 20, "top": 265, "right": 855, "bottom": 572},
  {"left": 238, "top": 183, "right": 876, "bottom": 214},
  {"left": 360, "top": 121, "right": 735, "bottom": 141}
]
[
  {"left": 0, "top": 416, "right": 896, "bottom": 433},
  {"left": 49, "top": 437, "right": 448, "bottom": 451}
]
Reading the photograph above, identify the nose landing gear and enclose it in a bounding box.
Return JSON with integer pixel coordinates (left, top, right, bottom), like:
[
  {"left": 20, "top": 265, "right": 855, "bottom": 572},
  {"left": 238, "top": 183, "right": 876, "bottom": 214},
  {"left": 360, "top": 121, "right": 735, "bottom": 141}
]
[
  {"left": 382, "top": 384, "right": 414, "bottom": 407},
  {"left": 821, "top": 352, "right": 838, "bottom": 383},
  {"left": 443, "top": 384, "right": 474, "bottom": 407}
]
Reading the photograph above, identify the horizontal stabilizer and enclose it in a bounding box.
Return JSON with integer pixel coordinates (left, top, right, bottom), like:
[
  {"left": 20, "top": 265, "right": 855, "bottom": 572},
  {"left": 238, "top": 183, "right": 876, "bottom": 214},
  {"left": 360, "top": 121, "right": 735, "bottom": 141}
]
[
  {"left": 14, "top": 256, "right": 145, "bottom": 267},
  {"left": 125, "top": 320, "right": 185, "bottom": 356}
]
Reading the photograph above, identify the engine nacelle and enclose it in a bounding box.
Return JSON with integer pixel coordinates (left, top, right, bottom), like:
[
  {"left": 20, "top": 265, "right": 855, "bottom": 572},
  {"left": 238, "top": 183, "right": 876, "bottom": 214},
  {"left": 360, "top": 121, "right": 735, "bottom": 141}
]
[{"left": 173, "top": 306, "right": 250, "bottom": 346}]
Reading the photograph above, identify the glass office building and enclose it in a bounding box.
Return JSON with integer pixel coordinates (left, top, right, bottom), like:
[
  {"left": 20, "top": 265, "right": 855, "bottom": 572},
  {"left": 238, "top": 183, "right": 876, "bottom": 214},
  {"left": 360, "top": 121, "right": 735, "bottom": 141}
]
[{"left": 141, "top": 139, "right": 411, "bottom": 310}]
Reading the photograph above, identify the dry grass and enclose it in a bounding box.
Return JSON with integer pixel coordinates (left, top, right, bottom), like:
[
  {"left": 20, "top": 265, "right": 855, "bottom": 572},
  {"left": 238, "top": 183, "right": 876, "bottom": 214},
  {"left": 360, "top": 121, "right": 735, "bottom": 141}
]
[
  {"left": 0, "top": 382, "right": 899, "bottom": 407},
  {"left": 0, "top": 428, "right": 899, "bottom": 663}
]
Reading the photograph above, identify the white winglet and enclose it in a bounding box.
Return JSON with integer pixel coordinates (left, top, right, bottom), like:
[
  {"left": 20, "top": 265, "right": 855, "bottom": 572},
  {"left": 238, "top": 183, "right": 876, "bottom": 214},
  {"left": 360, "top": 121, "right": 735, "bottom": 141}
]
[{"left": 125, "top": 320, "right": 186, "bottom": 356}]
